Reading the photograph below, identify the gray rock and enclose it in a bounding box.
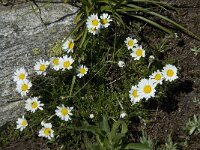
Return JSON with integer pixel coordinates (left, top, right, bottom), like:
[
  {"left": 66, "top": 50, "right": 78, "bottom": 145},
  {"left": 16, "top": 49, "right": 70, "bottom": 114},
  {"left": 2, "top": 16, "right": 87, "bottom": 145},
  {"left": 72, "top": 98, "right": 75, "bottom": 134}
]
[{"left": 0, "top": 1, "right": 78, "bottom": 127}]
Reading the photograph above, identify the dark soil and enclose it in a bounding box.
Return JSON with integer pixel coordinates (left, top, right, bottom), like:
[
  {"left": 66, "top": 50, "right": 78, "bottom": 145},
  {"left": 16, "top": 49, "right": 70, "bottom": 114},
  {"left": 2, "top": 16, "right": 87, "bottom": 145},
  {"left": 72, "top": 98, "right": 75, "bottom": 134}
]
[
  {"left": 0, "top": 0, "right": 200, "bottom": 150},
  {"left": 0, "top": 136, "right": 57, "bottom": 150},
  {"left": 146, "top": 0, "right": 200, "bottom": 149}
]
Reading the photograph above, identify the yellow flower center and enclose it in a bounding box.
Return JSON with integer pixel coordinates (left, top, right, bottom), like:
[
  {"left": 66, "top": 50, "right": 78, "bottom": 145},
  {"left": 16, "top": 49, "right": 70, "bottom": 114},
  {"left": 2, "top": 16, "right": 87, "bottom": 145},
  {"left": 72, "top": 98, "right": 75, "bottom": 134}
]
[
  {"left": 63, "top": 61, "right": 70, "bottom": 68},
  {"left": 22, "top": 120, "right": 27, "bottom": 126},
  {"left": 136, "top": 49, "right": 143, "bottom": 57},
  {"left": 101, "top": 18, "right": 108, "bottom": 25},
  {"left": 128, "top": 40, "right": 134, "bottom": 46},
  {"left": 92, "top": 19, "right": 99, "bottom": 26},
  {"left": 92, "top": 27, "right": 97, "bottom": 31},
  {"left": 31, "top": 102, "right": 38, "bottom": 109},
  {"left": 19, "top": 73, "right": 25, "bottom": 80},
  {"left": 44, "top": 128, "right": 51, "bottom": 136},
  {"left": 39, "top": 64, "right": 46, "bottom": 71},
  {"left": 143, "top": 85, "right": 152, "bottom": 94},
  {"left": 132, "top": 90, "right": 138, "bottom": 98},
  {"left": 21, "top": 84, "right": 28, "bottom": 91},
  {"left": 79, "top": 68, "right": 86, "bottom": 75},
  {"left": 53, "top": 58, "right": 59, "bottom": 65},
  {"left": 167, "top": 69, "right": 174, "bottom": 77},
  {"left": 61, "top": 108, "right": 68, "bottom": 116},
  {"left": 154, "top": 73, "right": 161, "bottom": 81},
  {"left": 68, "top": 41, "right": 74, "bottom": 50}
]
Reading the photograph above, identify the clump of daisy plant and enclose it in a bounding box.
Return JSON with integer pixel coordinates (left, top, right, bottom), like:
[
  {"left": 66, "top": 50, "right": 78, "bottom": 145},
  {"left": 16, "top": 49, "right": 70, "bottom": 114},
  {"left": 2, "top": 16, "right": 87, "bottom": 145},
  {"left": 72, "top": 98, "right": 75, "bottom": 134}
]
[
  {"left": 129, "top": 64, "right": 178, "bottom": 103},
  {"left": 86, "top": 13, "right": 112, "bottom": 35},
  {"left": 13, "top": 67, "right": 32, "bottom": 97}
]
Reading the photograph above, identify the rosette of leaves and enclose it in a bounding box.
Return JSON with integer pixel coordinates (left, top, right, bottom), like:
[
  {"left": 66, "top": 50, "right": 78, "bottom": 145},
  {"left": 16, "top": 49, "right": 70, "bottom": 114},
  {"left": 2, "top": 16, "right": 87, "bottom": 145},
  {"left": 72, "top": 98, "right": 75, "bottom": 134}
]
[
  {"left": 185, "top": 114, "right": 200, "bottom": 136},
  {"left": 76, "top": 115, "right": 152, "bottom": 150}
]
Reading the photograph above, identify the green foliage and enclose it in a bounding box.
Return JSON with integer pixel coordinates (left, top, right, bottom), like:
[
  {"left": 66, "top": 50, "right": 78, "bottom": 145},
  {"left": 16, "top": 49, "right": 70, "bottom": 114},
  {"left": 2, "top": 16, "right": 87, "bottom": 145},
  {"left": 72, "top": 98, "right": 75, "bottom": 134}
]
[
  {"left": 76, "top": 115, "right": 151, "bottom": 150},
  {"left": 191, "top": 47, "right": 200, "bottom": 56},
  {"left": 140, "top": 131, "right": 154, "bottom": 149},
  {"left": 157, "top": 135, "right": 177, "bottom": 150},
  {"left": 185, "top": 114, "right": 200, "bottom": 136},
  {"left": 69, "top": 0, "right": 200, "bottom": 48},
  {"left": 0, "top": 122, "right": 32, "bottom": 147}
]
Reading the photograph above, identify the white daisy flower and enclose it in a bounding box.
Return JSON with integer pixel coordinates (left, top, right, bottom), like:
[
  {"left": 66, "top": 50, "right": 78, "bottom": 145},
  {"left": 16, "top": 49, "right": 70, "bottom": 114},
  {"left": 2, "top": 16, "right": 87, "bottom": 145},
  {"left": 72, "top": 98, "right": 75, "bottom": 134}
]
[
  {"left": 125, "top": 37, "right": 138, "bottom": 50},
  {"left": 13, "top": 67, "right": 28, "bottom": 82},
  {"left": 59, "top": 55, "right": 74, "bottom": 71},
  {"left": 89, "top": 114, "right": 94, "bottom": 119},
  {"left": 86, "top": 13, "right": 101, "bottom": 30},
  {"left": 16, "top": 115, "right": 28, "bottom": 131},
  {"left": 118, "top": 61, "right": 125, "bottom": 68},
  {"left": 16, "top": 79, "right": 32, "bottom": 97},
  {"left": 162, "top": 64, "right": 178, "bottom": 82},
  {"left": 138, "top": 79, "right": 156, "bottom": 100},
  {"left": 120, "top": 112, "right": 127, "bottom": 118},
  {"left": 34, "top": 59, "right": 50, "bottom": 75},
  {"left": 76, "top": 65, "right": 88, "bottom": 78},
  {"left": 39, "top": 121, "right": 54, "bottom": 140},
  {"left": 55, "top": 104, "right": 73, "bottom": 121},
  {"left": 129, "top": 85, "right": 141, "bottom": 103},
  {"left": 50, "top": 57, "right": 61, "bottom": 71},
  {"left": 100, "top": 13, "right": 112, "bottom": 28},
  {"left": 25, "top": 97, "right": 44, "bottom": 113},
  {"left": 149, "top": 70, "right": 163, "bottom": 85},
  {"left": 88, "top": 27, "right": 100, "bottom": 35},
  {"left": 62, "top": 38, "right": 75, "bottom": 53},
  {"left": 130, "top": 45, "right": 145, "bottom": 60}
]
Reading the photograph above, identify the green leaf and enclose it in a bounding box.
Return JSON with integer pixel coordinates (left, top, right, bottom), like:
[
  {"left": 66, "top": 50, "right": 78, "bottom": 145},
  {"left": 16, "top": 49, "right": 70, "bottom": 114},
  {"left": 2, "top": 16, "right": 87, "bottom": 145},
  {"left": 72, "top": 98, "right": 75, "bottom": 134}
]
[
  {"left": 112, "top": 133, "right": 125, "bottom": 145},
  {"left": 79, "top": 28, "right": 88, "bottom": 48},
  {"left": 132, "top": 15, "right": 173, "bottom": 34},
  {"left": 99, "top": 115, "right": 110, "bottom": 134},
  {"left": 100, "top": 5, "right": 111, "bottom": 12},
  {"left": 64, "top": 18, "right": 86, "bottom": 43},
  {"left": 75, "top": 125, "right": 104, "bottom": 137},
  {"left": 84, "top": 5, "right": 89, "bottom": 16},
  {"left": 84, "top": 134, "right": 94, "bottom": 150},
  {"left": 74, "top": 11, "right": 83, "bottom": 23},
  {"left": 111, "top": 120, "right": 127, "bottom": 140},
  {"left": 125, "top": 143, "right": 152, "bottom": 150},
  {"left": 113, "top": 12, "right": 125, "bottom": 29},
  {"left": 75, "top": 29, "right": 85, "bottom": 41},
  {"left": 146, "top": 11, "right": 200, "bottom": 41},
  {"left": 189, "top": 126, "right": 196, "bottom": 135},
  {"left": 69, "top": 75, "right": 76, "bottom": 96}
]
